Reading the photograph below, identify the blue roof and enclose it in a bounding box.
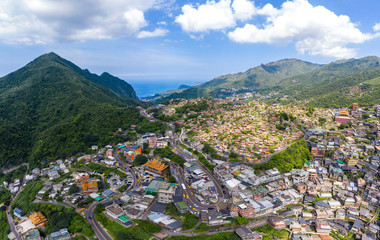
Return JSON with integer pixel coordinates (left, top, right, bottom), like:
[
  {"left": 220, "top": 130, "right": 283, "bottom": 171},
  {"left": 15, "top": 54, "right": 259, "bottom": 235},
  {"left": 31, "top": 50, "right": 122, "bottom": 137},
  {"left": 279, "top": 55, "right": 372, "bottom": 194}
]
[
  {"left": 14, "top": 208, "right": 23, "bottom": 214},
  {"left": 102, "top": 189, "right": 114, "bottom": 197},
  {"left": 148, "top": 213, "right": 165, "bottom": 221}
]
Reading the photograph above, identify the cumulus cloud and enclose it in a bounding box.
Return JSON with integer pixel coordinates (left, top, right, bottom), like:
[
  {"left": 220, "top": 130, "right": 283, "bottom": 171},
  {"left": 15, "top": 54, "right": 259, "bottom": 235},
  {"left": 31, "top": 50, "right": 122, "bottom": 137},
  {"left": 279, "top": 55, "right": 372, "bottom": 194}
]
[
  {"left": 374, "top": 23, "right": 380, "bottom": 32},
  {"left": 175, "top": 0, "right": 236, "bottom": 32},
  {"left": 228, "top": 0, "right": 376, "bottom": 58},
  {"left": 232, "top": 0, "right": 256, "bottom": 21},
  {"left": 0, "top": 0, "right": 170, "bottom": 44},
  {"left": 137, "top": 28, "right": 168, "bottom": 38},
  {"left": 175, "top": 0, "right": 377, "bottom": 58}
]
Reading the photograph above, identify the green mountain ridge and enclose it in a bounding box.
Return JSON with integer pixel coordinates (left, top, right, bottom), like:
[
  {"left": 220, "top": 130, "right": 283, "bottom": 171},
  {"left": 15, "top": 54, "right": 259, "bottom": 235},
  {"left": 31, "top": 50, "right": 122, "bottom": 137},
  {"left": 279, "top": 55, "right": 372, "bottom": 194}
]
[
  {"left": 0, "top": 53, "right": 152, "bottom": 168},
  {"left": 158, "top": 56, "right": 380, "bottom": 104}
]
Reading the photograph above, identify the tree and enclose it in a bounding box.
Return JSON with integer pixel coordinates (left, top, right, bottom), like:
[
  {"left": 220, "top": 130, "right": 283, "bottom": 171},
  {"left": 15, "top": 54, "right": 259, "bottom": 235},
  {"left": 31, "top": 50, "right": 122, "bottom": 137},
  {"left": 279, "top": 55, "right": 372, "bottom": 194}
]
[
  {"left": 133, "top": 155, "right": 148, "bottom": 166},
  {"left": 69, "top": 184, "right": 80, "bottom": 195},
  {"left": 168, "top": 176, "right": 176, "bottom": 183},
  {"left": 236, "top": 216, "right": 249, "bottom": 225}
]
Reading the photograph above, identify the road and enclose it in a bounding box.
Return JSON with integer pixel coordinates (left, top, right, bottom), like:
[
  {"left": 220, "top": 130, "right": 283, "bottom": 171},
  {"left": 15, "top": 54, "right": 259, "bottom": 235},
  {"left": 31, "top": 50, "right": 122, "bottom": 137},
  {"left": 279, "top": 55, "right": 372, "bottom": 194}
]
[
  {"left": 170, "top": 143, "right": 229, "bottom": 212},
  {"left": 85, "top": 200, "right": 113, "bottom": 240},
  {"left": 6, "top": 164, "right": 29, "bottom": 240},
  {"left": 83, "top": 149, "right": 142, "bottom": 240},
  {"left": 174, "top": 130, "right": 229, "bottom": 210}
]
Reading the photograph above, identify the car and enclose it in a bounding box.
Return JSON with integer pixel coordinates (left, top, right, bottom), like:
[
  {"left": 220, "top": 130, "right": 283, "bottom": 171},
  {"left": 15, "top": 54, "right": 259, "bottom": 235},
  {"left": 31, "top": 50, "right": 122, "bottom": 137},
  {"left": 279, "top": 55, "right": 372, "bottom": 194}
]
[{"left": 88, "top": 216, "right": 92, "bottom": 220}]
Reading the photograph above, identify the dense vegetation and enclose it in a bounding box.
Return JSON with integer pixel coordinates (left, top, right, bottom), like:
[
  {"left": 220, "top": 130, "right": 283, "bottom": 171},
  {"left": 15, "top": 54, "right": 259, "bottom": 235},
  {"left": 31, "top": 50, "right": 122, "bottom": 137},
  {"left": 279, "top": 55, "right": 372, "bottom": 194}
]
[
  {"left": 133, "top": 155, "right": 149, "bottom": 166},
  {"left": 153, "top": 147, "right": 186, "bottom": 166},
  {"left": 256, "top": 224, "right": 289, "bottom": 240},
  {"left": 253, "top": 140, "right": 311, "bottom": 173},
  {"left": 202, "top": 142, "right": 222, "bottom": 159},
  {"left": 0, "top": 53, "right": 164, "bottom": 168},
  {"left": 0, "top": 211, "right": 10, "bottom": 240}
]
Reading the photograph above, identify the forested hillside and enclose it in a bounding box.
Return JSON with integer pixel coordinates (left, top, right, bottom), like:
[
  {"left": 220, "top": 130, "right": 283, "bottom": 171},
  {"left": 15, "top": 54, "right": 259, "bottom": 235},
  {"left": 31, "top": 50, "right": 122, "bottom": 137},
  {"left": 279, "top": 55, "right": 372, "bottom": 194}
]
[{"left": 0, "top": 53, "right": 163, "bottom": 168}]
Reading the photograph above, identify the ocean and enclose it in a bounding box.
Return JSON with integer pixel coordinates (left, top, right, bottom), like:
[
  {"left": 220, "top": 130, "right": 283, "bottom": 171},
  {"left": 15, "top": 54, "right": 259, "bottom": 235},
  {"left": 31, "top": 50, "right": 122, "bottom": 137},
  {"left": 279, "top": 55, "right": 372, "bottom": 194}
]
[{"left": 129, "top": 80, "right": 198, "bottom": 98}]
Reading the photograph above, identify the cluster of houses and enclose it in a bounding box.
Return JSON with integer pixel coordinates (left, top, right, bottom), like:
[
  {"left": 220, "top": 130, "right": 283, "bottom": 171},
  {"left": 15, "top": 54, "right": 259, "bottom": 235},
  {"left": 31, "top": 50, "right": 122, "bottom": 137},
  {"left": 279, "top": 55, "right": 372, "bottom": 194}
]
[
  {"left": 206, "top": 118, "right": 380, "bottom": 239},
  {"left": 162, "top": 99, "right": 334, "bottom": 162},
  {"left": 12, "top": 209, "right": 71, "bottom": 240}
]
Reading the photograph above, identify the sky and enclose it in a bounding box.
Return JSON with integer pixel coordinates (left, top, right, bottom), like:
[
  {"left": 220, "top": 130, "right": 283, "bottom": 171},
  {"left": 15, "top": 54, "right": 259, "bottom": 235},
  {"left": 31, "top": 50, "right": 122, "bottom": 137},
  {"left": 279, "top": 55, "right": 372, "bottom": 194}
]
[{"left": 0, "top": 0, "right": 380, "bottom": 93}]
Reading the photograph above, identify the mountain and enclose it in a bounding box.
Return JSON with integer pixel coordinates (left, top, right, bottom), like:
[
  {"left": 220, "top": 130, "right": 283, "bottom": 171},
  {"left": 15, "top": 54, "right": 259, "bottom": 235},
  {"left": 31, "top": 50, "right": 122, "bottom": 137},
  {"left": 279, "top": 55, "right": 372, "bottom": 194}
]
[
  {"left": 159, "top": 59, "right": 322, "bottom": 101},
  {"left": 142, "top": 84, "right": 193, "bottom": 102},
  {"left": 278, "top": 56, "right": 380, "bottom": 94},
  {"left": 292, "top": 65, "right": 380, "bottom": 108},
  {"left": 0, "top": 53, "right": 157, "bottom": 168},
  {"left": 81, "top": 70, "right": 138, "bottom": 100},
  {"left": 178, "top": 85, "right": 192, "bottom": 89},
  {"left": 160, "top": 56, "right": 380, "bottom": 104}
]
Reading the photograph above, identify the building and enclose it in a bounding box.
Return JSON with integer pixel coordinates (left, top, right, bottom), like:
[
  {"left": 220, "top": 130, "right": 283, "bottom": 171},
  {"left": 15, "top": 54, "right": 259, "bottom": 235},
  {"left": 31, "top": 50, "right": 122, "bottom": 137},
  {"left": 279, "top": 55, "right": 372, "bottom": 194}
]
[
  {"left": 235, "top": 227, "right": 262, "bottom": 240},
  {"left": 144, "top": 159, "right": 168, "bottom": 175},
  {"left": 82, "top": 180, "right": 98, "bottom": 194},
  {"left": 29, "top": 212, "right": 47, "bottom": 227},
  {"left": 308, "top": 169, "right": 318, "bottom": 181},
  {"left": 335, "top": 116, "right": 354, "bottom": 123},
  {"left": 310, "top": 144, "right": 326, "bottom": 158},
  {"left": 315, "top": 219, "right": 331, "bottom": 233},
  {"left": 45, "top": 228, "right": 71, "bottom": 240},
  {"left": 157, "top": 183, "right": 176, "bottom": 203},
  {"left": 292, "top": 170, "right": 309, "bottom": 184},
  {"left": 269, "top": 217, "right": 286, "bottom": 229},
  {"left": 106, "top": 203, "right": 124, "bottom": 219},
  {"left": 102, "top": 189, "right": 115, "bottom": 199},
  {"left": 351, "top": 219, "right": 362, "bottom": 233},
  {"left": 24, "top": 229, "right": 43, "bottom": 240},
  {"left": 106, "top": 149, "right": 113, "bottom": 158},
  {"left": 73, "top": 172, "right": 90, "bottom": 183},
  {"left": 352, "top": 103, "right": 358, "bottom": 111},
  {"left": 13, "top": 207, "right": 24, "bottom": 218},
  {"left": 125, "top": 145, "right": 142, "bottom": 161},
  {"left": 346, "top": 157, "right": 358, "bottom": 167},
  {"left": 149, "top": 136, "right": 157, "bottom": 148}
]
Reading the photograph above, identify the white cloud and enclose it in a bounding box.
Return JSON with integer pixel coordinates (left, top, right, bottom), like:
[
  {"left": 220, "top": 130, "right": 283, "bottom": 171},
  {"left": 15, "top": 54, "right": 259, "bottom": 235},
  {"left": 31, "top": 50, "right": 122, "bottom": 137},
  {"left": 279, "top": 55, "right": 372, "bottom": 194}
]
[
  {"left": 228, "top": 0, "right": 376, "bottom": 58},
  {"left": 175, "top": 0, "right": 236, "bottom": 32},
  {"left": 232, "top": 0, "right": 256, "bottom": 21},
  {"left": 0, "top": 0, "right": 171, "bottom": 44},
  {"left": 137, "top": 28, "right": 168, "bottom": 38},
  {"left": 374, "top": 23, "right": 380, "bottom": 32}
]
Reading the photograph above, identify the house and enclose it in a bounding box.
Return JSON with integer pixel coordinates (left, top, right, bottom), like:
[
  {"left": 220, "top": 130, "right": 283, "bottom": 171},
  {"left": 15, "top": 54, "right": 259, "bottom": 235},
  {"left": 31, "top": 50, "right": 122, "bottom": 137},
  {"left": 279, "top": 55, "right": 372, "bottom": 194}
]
[
  {"left": 102, "top": 189, "right": 115, "bottom": 199},
  {"left": 106, "top": 203, "right": 124, "bottom": 219},
  {"left": 46, "top": 228, "right": 71, "bottom": 240},
  {"left": 304, "top": 195, "right": 316, "bottom": 204},
  {"left": 82, "top": 180, "right": 98, "bottom": 194},
  {"left": 351, "top": 219, "right": 362, "bottom": 233},
  {"left": 235, "top": 227, "right": 262, "bottom": 240},
  {"left": 29, "top": 212, "right": 47, "bottom": 227},
  {"left": 269, "top": 217, "right": 286, "bottom": 229},
  {"left": 315, "top": 219, "right": 331, "bottom": 233},
  {"left": 13, "top": 207, "right": 24, "bottom": 218},
  {"left": 292, "top": 170, "right": 309, "bottom": 184},
  {"left": 310, "top": 144, "right": 326, "bottom": 158},
  {"left": 157, "top": 183, "right": 176, "bottom": 203}
]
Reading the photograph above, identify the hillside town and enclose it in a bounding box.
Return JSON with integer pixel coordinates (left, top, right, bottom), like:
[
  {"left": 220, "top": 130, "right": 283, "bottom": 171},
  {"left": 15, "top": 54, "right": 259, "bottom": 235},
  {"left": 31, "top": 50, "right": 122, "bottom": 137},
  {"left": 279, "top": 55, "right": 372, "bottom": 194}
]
[{"left": 1, "top": 102, "right": 380, "bottom": 240}]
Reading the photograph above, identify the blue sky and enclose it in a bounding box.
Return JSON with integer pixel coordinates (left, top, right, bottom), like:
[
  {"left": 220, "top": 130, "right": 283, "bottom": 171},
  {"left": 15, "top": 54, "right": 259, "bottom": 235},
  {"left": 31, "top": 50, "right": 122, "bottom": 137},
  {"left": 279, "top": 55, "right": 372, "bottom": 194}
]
[{"left": 0, "top": 0, "right": 379, "bottom": 89}]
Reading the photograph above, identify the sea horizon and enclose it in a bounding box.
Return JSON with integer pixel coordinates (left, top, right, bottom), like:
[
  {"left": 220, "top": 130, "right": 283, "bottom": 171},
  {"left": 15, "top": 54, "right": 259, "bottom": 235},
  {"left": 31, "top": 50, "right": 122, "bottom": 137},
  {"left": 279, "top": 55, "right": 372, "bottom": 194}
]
[{"left": 128, "top": 80, "right": 202, "bottom": 98}]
